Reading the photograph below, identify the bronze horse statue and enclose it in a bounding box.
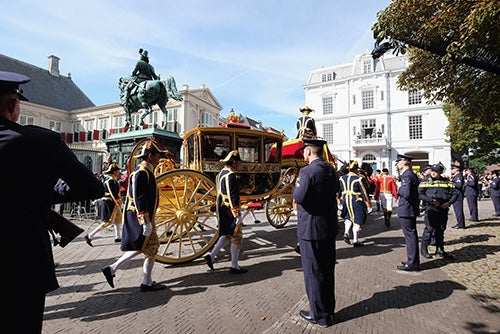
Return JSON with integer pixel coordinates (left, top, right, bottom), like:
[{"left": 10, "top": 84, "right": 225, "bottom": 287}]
[{"left": 118, "top": 75, "right": 183, "bottom": 130}]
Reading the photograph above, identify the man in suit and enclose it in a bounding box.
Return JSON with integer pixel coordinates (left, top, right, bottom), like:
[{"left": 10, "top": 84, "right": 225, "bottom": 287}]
[
  {"left": 395, "top": 154, "right": 421, "bottom": 271},
  {"left": 294, "top": 138, "right": 339, "bottom": 328},
  {"left": 464, "top": 168, "right": 480, "bottom": 222},
  {"left": 0, "top": 71, "right": 104, "bottom": 333},
  {"left": 451, "top": 163, "right": 466, "bottom": 229}
]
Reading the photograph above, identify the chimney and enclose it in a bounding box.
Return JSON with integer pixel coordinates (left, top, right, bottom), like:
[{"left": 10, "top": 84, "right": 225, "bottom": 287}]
[{"left": 48, "top": 55, "right": 60, "bottom": 77}]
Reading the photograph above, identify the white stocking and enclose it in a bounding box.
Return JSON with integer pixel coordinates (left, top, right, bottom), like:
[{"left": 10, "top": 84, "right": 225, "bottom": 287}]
[
  {"left": 210, "top": 236, "right": 229, "bottom": 259},
  {"left": 344, "top": 219, "right": 353, "bottom": 237},
  {"left": 353, "top": 224, "right": 361, "bottom": 243},
  {"left": 142, "top": 257, "right": 155, "bottom": 286},
  {"left": 230, "top": 242, "right": 240, "bottom": 269},
  {"left": 110, "top": 250, "right": 138, "bottom": 273}
]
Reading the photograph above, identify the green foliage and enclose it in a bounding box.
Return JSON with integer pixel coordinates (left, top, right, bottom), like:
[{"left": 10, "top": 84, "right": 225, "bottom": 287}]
[{"left": 373, "top": 0, "right": 500, "bottom": 158}]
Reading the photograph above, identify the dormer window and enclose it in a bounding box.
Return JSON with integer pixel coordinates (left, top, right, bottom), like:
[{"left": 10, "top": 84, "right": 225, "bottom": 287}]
[{"left": 363, "top": 59, "right": 372, "bottom": 73}]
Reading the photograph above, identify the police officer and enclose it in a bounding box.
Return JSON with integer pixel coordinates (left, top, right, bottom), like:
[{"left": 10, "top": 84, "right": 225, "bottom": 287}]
[
  {"left": 204, "top": 150, "right": 247, "bottom": 273},
  {"left": 294, "top": 138, "right": 339, "bottom": 328},
  {"left": 395, "top": 154, "right": 421, "bottom": 271},
  {"left": 490, "top": 170, "right": 500, "bottom": 217},
  {"left": 419, "top": 163, "right": 458, "bottom": 259},
  {"left": 451, "top": 163, "right": 466, "bottom": 229},
  {"left": 464, "top": 168, "right": 480, "bottom": 222},
  {"left": 1, "top": 71, "right": 104, "bottom": 333},
  {"left": 295, "top": 105, "right": 317, "bottom": 139}
]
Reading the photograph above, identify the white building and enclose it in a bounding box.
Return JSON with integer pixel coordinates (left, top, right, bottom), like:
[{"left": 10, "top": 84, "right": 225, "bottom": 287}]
[{"left": 304, "top": 52, "right": 451, "bottom": 175}]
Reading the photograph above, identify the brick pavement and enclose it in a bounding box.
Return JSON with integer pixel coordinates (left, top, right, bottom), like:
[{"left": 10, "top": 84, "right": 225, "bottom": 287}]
[{"left": 43, "top": 199, "right": 499, "bottom": 333}]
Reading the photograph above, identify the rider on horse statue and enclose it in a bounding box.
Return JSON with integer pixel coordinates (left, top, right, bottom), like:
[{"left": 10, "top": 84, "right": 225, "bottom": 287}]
[{"left": 122, "top": 48, "right": 160, "bottom": 107}]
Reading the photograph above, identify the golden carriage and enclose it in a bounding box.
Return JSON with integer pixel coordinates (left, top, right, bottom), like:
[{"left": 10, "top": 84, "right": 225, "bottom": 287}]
[{"left": 127, "top": 121, "right": 335, "bottom": 264}]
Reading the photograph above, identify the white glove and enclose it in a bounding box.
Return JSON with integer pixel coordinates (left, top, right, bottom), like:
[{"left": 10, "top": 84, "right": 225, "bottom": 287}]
[
  {"left": 367, "top": 207, "right": 373, "bottom": 214},
  {"left": 338, "top": 203, "right": 343, "bottom": 211},
  {"left": 235, "top": 216, "right": 243, "bottom": 225},
  {"left": 142, "top": 223, "right": 153, "bottom": 236}
]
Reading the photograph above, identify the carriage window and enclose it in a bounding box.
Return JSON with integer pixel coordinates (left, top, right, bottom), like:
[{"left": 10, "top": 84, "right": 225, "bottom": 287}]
[
  {"left": 237, "top": 136, "right": 260, "bottom": 162},
  {"left": 265, "top": 137, "right": 280, "bottom": 163},
  {"left": 186, "top": 135, "right": 195, "bottom": 164},
  {"left": 203, "top": 134, "right": 231, "bottom": 161}
]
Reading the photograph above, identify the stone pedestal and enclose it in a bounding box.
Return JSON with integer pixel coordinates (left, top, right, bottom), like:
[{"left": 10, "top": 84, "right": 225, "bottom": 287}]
[{"left": 104, "top": 128, "right": 182, "bottom": 169}]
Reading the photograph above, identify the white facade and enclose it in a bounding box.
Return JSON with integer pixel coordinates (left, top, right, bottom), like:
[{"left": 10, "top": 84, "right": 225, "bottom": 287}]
[
  {"left": 304, "top": 52, "right": 451, "bottom": 175},
  {"left": 19, "top": 84, "right": 223, "bottom": 172}
]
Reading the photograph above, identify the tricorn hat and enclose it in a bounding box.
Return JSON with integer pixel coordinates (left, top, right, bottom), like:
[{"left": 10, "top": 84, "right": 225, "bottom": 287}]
[
  {"left": 220, "top": 150, "right": 241, "bottom": 164},
  {"left": 349, "top": 160, "right": 359, "bottom": 170},
  {"left": 133, "top": 138, "right": 168, "bottom": 158},
  {"left": 0, "top": 71, "right": 30, "bottom": 101},
  {"left": 104, "top": 163, "right": 122, "bottom": 174},
  {"left": 299, "top": 106, "right": 314, "bottom": 113}
]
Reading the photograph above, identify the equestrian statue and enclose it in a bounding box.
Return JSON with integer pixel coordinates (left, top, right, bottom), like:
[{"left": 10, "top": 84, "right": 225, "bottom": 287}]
[{"left": 118, "top": 48, "right": 183, "bottom": 130}]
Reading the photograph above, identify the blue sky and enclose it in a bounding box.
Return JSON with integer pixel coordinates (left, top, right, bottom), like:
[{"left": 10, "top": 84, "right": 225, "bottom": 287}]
[{"left": 1, "top": 0, "right": 391, "bottom": 138}]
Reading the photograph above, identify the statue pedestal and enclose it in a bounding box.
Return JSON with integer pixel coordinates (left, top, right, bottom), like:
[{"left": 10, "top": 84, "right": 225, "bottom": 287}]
[{"left": 104, "top": 128, "right": 182, "bottom": 169}]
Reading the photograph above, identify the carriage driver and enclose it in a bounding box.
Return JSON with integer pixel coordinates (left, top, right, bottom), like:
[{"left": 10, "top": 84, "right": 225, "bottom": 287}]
[
  {"left": 122, "top": 48, "right": 160, "bottom": 105},
  {"left": 296, "top": 106, "right": 317, "bottom": 139}
]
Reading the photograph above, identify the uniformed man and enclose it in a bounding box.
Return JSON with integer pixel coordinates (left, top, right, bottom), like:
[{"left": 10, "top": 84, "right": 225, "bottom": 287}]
[
  {"left": 85, "top": 163, "right": 123, "bottom": 246},
  {"left": 294, "top": 138, "right": 339, "bottom": 328},
  {"left": 395, "top": 154, "right": 421, "bottom": 271},
  {"left": 295, "top": 106, "right": 317, "bottom": 139},
  {"left": 338, "top": 160, "right": 372, "bottom": 247},
  {"left": 1, "top": 71, "right": 104, "bottom": 332},
  {"left": 101, "top": 138, "right": 166, "bottom": 292},
  {"left": 464, "top": 167, "right": 480, "bottom": 222},
  {"left": 374, "top": 168, "right": 398, "bottom": 227},
  {"left": 489, "top": 170, "right": 500, "bottom": 217},
  {"left": 203, "top": 150, "right": 247, "bottom": 273},
  {"left": 450, "top": 163, "right": 466, "bottom": 229},
  {"left": 419, "top": 163, "right": 458, "bottom": 259}
]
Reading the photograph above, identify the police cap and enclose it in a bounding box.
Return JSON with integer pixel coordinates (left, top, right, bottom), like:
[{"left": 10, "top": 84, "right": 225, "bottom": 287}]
[
  {"left": 430, "top": 163, "right": 444, "bottom": 173},
  {"left": 451, "top": 163, "right": 462, "bottom": 171},
  {"left": 0, "top": 71, "right": 30, "bottom": 101},
  {"left": 302, "top": 138, "right": 326, "bottom": 149},
  {"left": 396, "top": 154, "right": 413, "bottom": 162}
]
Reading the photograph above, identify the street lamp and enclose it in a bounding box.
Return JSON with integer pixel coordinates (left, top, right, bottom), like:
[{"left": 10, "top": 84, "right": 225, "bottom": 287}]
[{"left": 462, "top": 152, "right": 469, "bottom": 169}]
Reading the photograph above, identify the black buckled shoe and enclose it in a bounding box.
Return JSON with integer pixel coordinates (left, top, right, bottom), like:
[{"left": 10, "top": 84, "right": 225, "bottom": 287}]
[
  {"left": 101, "top": 266, "right": 115, "bottom": 288},
  {"left": 84, "top": 234, "right": 93, "bottom": 247},
  {"left": 114, "top": 238, "right": 121, "bottom": 243},
  {"left": 140, "top": 281, "right": 166, "bottom": 292},
  {"left": 353, "top": 242, "right": 364, "bottom": 247},
  {"left": 343, "top": 234, "right": 351, "bottom": 245},
  {"left": 204, "top": 254, "right": 214, "bottom": 271},
  {"left": 229, "top": 266, "right": 248, "bottom": 274}
]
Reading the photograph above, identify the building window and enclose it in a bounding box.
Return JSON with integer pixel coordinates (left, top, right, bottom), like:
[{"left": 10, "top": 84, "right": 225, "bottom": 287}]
[
  {"left": 113, "top": 115, "right": 124, "bottom": 128},
  {"left": 408, "top": 90, "right": 422, "bottom": 105},
  {"left": 321, "top": 72, "right": 336, "bottom": 82},
  {"left": 49, "top": 120, "right": 61, "bottom": 132},
  {"left": 362, "top": 90, "right": 374, "bottom": 109},
  {"left": 381, "top": 91, "right": 384, "bottom": 101},
  {"left": 323, "top": 123, "right": 333, "bottom": 144},
  {"left": 409, "top": 115, "right": 422, "bottom": 139},
  {"left": 322, "top": 96, "right": 333, "bottom": 114},
  {"left": 361, "top": 119, "right": 376, "bottom": 138},
  {"left": 98, "top": 117, "right": 108, "bottom": 130},
  {"left": 363, "top": 59, "right": 372, "bottom": 73},
  {"left": 19, "top": 115, "right": 34, "bottom": 125},
  {"left": 201, "top": 111, "right": 213, "bottom": 127}
]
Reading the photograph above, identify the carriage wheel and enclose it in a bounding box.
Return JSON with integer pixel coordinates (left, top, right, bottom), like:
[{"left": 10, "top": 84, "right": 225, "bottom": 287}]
[
  {"left": 265, "top": 194, "right": 293, "bottom": 228},
  {"left": 154, "top": 169, "right": 218, "bottom": 264},
  {"left": 264, "top": 167, "right": 298, "bottom": 228}
]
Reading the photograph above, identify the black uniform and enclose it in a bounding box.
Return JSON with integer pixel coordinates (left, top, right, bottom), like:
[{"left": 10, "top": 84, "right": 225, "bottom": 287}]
[
  {"left": 419, "top": 175, "right": 458, "bottom": 253},
  {"left": 451, "top": 170, "right": 466, "bottom": 228},
  {"left": 464, "top": 171, "right": 480, "bottom": 221},
  {"left": 294, "top": 155, "right": 339, "bottom": 326},
  {"left": 1, "top": 116, "right": 104, "bottom": 332},
  {"left": 397, "top": 167, "right": 421, "bottom": 270}
]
